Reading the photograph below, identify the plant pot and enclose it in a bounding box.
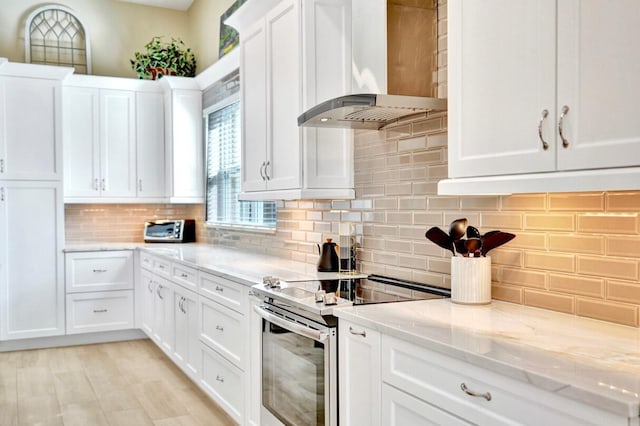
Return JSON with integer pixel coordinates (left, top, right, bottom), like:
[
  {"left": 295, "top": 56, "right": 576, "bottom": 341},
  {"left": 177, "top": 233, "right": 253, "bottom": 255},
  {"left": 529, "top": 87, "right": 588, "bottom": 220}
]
[
  {"left": 451, "top": 256, "right": 491, "bottom": 305},
  {"left": 147, "top": 67, "right": 176, "bottom": 80}
]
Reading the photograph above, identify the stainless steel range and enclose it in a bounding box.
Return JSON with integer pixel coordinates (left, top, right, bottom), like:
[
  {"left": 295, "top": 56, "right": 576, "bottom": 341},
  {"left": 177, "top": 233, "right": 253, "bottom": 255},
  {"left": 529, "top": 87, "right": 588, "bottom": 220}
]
[{"left": 252, "top": 275, "right": 450, "bottom": 426}]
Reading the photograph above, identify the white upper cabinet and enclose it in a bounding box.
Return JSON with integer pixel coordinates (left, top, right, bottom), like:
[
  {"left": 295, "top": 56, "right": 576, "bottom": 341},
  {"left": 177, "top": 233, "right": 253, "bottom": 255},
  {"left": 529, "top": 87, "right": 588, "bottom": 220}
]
[
  {"left": 63, "top": 75, "right": 167, "bottom": 202},
  {"left": 441, "top": 0, "right": 640, "bottom": 194},
  {"left": 160, "top": 77, "right": 204, "bottom": 203},
  {"left": 0, "top": 63, "right": 70, "bottom": 180},
  {"left": 228, "top": 0, "right": 354, "bottom": 201}
]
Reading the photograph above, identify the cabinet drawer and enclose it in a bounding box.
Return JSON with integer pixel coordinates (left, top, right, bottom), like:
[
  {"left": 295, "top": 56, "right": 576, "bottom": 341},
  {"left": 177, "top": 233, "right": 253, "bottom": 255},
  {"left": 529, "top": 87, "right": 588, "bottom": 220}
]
[
  {"left": 382, "top": 335, "right": 627, "bottom": 426},
  {"left": 172, "top": 262, "right": 198, "bottom": 291},
  {"left": 382, "top": 383, "right": 470, "bottom": 426},
  {"left": 152, "top": 256, "right": 171, "bottom": 278},
  {"left": 66, "top": 290, "right": 134, "bottom": 334},
  {"left": 200, "top": 341, "right": 243, "bottom": 424},
  {"left": 65, "top": 251, "right": 133, "bottom": 293},
  {"left": 139, "top": 251, "right": 155, "bottom": 271},
  {"left": 199, "top": 296, "right": 245, "bottom": 368},
  {"left": 199, "top": 272, "right": 247, "bottom": 313}
]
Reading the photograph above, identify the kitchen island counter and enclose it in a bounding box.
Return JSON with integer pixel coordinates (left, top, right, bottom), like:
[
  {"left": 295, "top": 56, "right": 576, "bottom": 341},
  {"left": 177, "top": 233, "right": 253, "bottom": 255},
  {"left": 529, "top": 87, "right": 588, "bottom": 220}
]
[{"left": 335, "top": 298, "right": 640, "bottom": 419}]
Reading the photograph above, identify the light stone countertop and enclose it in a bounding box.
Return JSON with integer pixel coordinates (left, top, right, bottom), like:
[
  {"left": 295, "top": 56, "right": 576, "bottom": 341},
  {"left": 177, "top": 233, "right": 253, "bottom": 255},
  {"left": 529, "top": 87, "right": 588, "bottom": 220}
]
[
  {"left": 65, "top": 242, "right": 363, "bottom": 286},
  {"left": 334, "top": 299, "right": 640, "bottom": 418}
]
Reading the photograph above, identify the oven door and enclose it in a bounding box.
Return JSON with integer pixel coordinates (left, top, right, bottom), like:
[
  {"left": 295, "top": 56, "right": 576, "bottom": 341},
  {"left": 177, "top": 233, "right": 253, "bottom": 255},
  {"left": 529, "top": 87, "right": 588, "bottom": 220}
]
[{"left": 254, "top": 303, "right": 337, "bottom": 426}]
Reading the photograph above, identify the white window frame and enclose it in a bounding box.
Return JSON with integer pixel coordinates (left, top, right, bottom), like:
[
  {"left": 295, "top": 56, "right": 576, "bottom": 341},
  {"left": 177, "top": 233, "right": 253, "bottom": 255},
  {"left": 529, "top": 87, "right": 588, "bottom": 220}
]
[{"left": 204, "top": 94, "right": 276, "bottom": 233}]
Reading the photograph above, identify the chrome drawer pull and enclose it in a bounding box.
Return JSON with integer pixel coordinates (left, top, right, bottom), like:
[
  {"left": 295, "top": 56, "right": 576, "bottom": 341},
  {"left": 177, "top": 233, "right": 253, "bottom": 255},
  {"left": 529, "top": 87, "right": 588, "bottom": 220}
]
[
  {"left": 215, "top": 375, "right": 224, "bottom": 383},
  {"left": 349, "top": 326, "right": 366, "bottom": 337},
  {"left": 180, "top": 273, "right": 188, "bottom": 278},
  {"left": 93, "top": 309, "right": 108, "bottom": 313},
  {"left": 0, "top": 158, "right": 4, "bottom": 173},
  {"left": 93, "top": 269, "right": 107, "bottom": 273},
  {"left": 215, "top": 285, "right": 224, "bottom": 292},
  {"left": 460, "top": 383, "right": 491, "bottom": 401},
  {"left": 216, "top": 325, "right": 224, "bottom": 332}
]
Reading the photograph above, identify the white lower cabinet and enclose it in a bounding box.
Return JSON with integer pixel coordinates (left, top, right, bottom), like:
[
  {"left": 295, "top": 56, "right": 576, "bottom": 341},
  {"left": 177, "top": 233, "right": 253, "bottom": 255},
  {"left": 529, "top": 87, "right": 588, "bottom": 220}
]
[
  {"left": 137, "top": 254, "right": 252, "bottom": 424},
  {"left": 338, "top": 320, "right": 381, "bottom": 426},
  {"left": 381, "top": 335, "right": 629, "bottom": 426},
  {"left": 64, "top": 250, "right": 135, "bottom": 336},
  {"left": 339, "top": 319, "right": 631, "bottom": 426},
  {"left": 66, "top": 290, "right": 134, "bottom": 334}
]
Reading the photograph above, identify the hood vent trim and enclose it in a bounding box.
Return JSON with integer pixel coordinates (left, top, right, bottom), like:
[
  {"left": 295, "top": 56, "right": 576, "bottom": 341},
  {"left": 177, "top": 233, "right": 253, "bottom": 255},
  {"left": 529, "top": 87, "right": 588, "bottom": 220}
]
[{"left": 297, "top": 93, "right": 447, "bottom": 130}]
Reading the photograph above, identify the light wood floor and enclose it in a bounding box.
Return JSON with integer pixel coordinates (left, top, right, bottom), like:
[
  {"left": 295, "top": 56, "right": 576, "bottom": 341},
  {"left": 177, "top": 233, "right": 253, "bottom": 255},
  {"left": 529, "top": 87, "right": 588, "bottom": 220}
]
[{"left": 0, "top": 339, "right": 236, "bottom": 426}]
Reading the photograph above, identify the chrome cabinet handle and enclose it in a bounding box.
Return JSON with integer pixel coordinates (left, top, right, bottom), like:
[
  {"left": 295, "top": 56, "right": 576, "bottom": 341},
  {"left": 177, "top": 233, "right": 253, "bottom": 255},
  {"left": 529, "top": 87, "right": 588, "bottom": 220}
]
[
  {"left": 349, "top": 326, "right": 366, "bottom": 337},
  {"left": 0, "top": 187, "right": 4, "bottom": 202},
  {"left": 101, "top": 178, "right": 106, "bottom": 191},
  {"left": 216, "top": 325, "right": 224, "bottom": 332},
  {"left": 180, "top": 273, "right": 188, "bottom": 278},
  {"left": 215, "top": 285, "right": 224, "bottom": 292},
  {"left": 558, "top": 105, "right": 570, "bottom": 148},
  {"left": 94, "top": 178, "right": 99, "bottom": 191},
  {"left": 265, "top": 161, "right": 271, "bottom": 181},
  {"left": 537, "top": 109, "right": 549, "bottom": 150},
  {"left": 92, "top": 269, "right": 107, "bottom": 273},
  {"left": 138, "top": 179, "right": 143, "bottom": 192},
  {"left": 147, "top": 281, "right": 153, "bottom": 292},
  {"left": 93, "top": 309, "right": 108, "bottom": 313},
  {"left": 157, "top": 284, "right": 164, "bottom": 299},
  {"left": 0, "top": 158, "right": 4, "bottom": 173},
  {"left": 215, "top": 375, "right": 224, "bottom": 383},
  {"left": 259, "top": 161, "right": 266, "bottom": 181},
  {"left": 460, "top": 383, "right": 491, "bottom": 401}
]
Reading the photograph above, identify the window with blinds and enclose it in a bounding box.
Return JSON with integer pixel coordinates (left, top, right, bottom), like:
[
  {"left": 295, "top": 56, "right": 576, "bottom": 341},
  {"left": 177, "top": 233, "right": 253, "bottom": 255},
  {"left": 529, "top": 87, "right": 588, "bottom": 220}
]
[{"left": 204, "top": 71, "right": 276, "bottom": 230}]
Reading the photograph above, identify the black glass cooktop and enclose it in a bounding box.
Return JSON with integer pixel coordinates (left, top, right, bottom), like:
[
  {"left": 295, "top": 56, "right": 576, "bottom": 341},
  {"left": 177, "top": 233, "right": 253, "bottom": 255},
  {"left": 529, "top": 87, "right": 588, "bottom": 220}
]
[{"left": 321, "top": 274, "right": 450, "bottom": 305}]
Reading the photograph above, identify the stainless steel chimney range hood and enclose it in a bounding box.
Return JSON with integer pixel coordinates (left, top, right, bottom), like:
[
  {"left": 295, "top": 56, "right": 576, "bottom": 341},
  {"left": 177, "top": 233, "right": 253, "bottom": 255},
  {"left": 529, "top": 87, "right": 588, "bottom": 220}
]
[
  {"left": 298, "top": 0, "right": 447, "bottom": 131},
  {"left": 297, "top": 93, "right": 447, "bottom": 130}
]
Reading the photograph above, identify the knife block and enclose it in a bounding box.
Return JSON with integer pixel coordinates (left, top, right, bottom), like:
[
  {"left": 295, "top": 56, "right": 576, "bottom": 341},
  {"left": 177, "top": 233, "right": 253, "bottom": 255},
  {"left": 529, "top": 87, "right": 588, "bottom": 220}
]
[{"left": 451, "top": 256, "right": 492, "bottom": 305}]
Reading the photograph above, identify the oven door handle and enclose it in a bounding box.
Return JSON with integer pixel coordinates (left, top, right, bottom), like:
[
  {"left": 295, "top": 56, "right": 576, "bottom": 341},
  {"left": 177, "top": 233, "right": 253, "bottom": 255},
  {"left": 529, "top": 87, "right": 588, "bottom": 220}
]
[{"left": 254, "top": 304, "right": 329, "bottom": 343}]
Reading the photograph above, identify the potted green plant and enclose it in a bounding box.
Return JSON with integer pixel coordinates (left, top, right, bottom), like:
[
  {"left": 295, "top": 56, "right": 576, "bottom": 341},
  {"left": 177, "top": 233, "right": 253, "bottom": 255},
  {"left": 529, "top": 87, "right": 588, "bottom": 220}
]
[{"left": 130, "top": 36, "right": 197, "bottom": 79}]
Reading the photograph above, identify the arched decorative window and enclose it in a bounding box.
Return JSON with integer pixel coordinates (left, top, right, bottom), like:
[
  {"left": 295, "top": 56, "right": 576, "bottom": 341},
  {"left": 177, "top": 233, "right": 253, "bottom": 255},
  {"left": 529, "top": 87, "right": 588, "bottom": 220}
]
[{"left": 24, "top": 5, "right": 91, "bottom": 74}]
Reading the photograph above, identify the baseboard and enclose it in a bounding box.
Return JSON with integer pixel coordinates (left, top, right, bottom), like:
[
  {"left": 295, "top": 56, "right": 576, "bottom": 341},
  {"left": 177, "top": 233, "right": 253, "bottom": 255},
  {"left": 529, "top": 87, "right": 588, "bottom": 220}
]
[{"left": 0, "top": 328, "right": 146, "bottom": 352}]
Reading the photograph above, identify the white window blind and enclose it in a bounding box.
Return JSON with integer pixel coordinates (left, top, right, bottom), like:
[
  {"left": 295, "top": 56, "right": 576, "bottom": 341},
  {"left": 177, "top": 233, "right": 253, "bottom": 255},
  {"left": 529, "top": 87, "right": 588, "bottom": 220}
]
[{"left": 205, "top": 93, "right": 276, "bottom": 229}]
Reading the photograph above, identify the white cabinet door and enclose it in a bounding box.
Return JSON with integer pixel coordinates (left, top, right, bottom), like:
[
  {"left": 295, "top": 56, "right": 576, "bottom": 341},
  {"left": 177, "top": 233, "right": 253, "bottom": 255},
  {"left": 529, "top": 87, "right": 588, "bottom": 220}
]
[
  {"left": 338, "top": 320, "right": 381, "bottom": 426},
  {"left": 0, "top": 77, "right": 61, "bottom": 180},
  {"left": 240, "top": 19, "right": 268, "bottom": 193},
  {"left": 63, "top": 86, "right": 101, "bottom": 196},
  {"left": 153, "top": 277, "right": 174, "bottom": 354},
  {"left": 172, "top": 283, "right": 200, "bottom": 379},
  {"left": 136, "top": 91, "right": 166, "bottom": 198},
  {"left": 0, "top": 181, "right": 64, "bottom": 340},
  {"left": 164, "top": 86, "right": 204, "bottom": 202},
  {"left": 100, "top": 89, "right": 136, "bottom": 197},
  {"left": 265, "top": 0, "right": 301, "bottom": 191},
  {"left": 301, "top": 0, "right": 353, "bottom": 190},
  {"left": 139, "top": 270, "right": 157, "bottom": 337},
  {"left": 556, "top": 0, "right": 640, "bottom": 171},
  {"left": 448, "top": 0, "right": 557, "bottom": 178}
]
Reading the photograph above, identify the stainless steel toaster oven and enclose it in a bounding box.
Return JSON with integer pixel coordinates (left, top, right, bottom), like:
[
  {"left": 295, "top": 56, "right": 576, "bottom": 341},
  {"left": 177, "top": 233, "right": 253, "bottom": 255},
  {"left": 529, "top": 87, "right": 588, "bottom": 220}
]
[{"left": 143, "top": 219, "right": 195, "bottom": 243}]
